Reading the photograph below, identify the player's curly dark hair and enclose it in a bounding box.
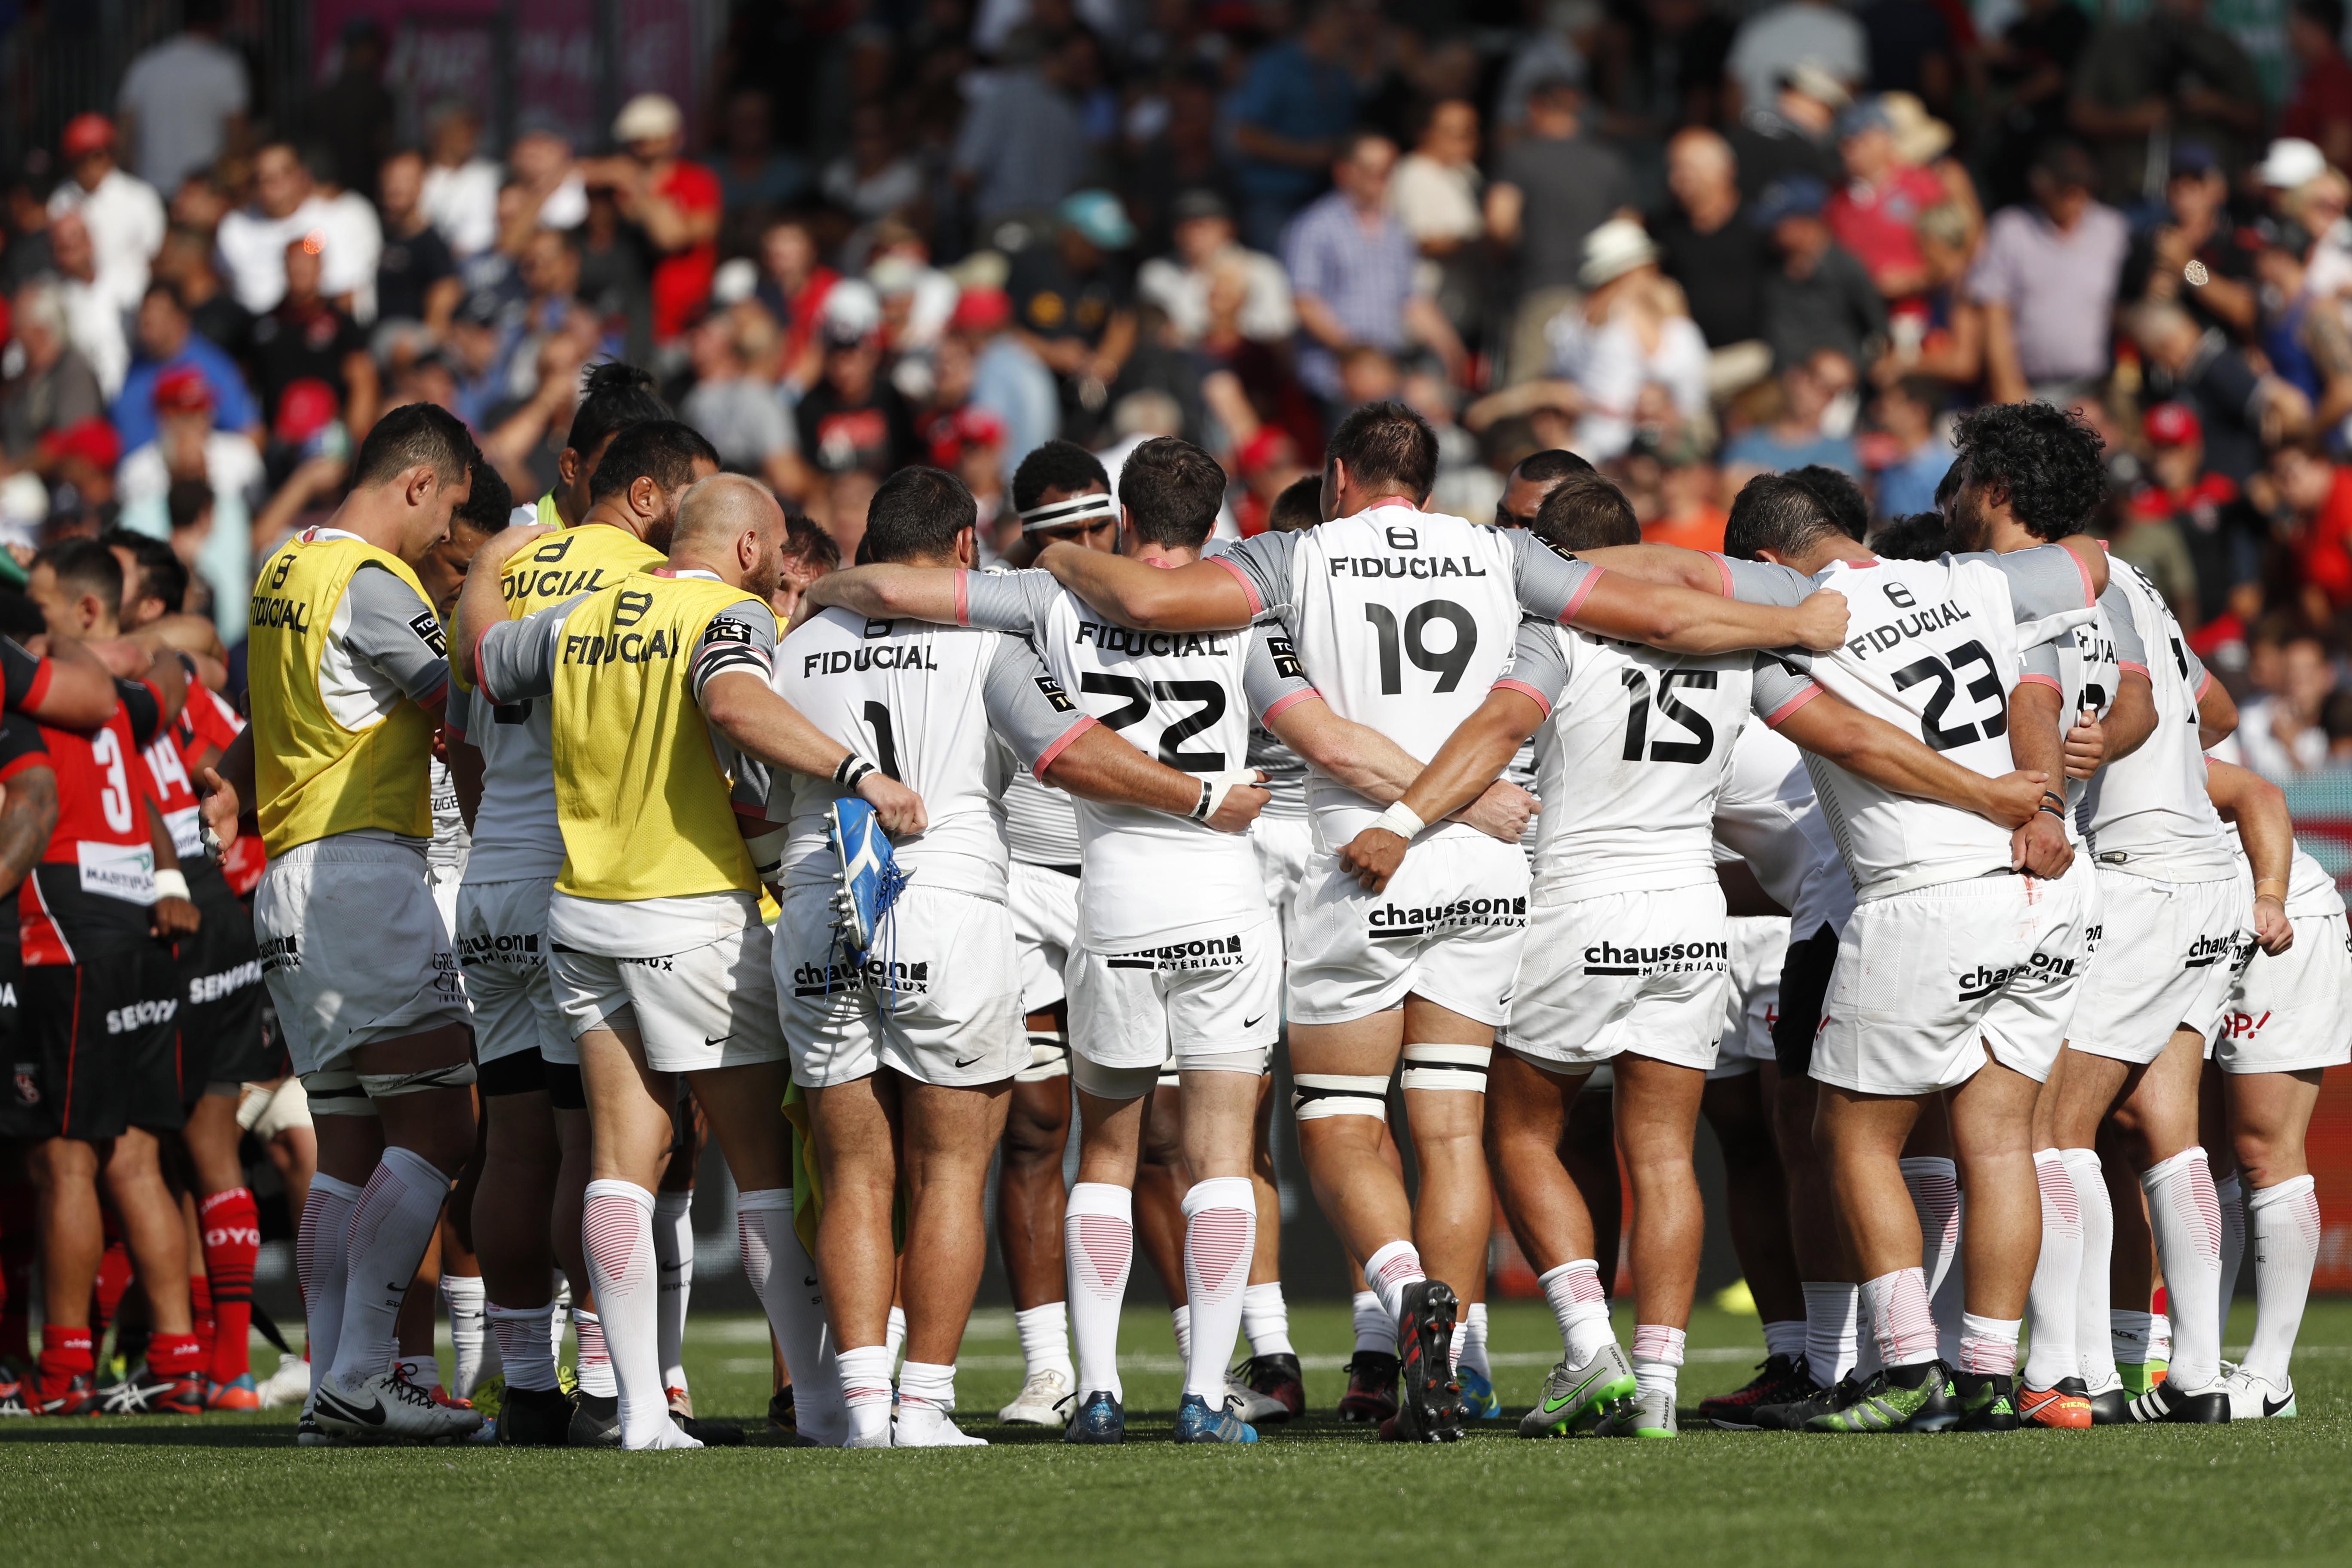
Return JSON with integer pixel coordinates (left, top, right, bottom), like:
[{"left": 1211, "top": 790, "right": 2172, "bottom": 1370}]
[
  {"left": 1950, "top": 401, "right": 2107, "bottom": 541},
  {"left": 567, "top": 361, "right": 671, "bottom": 464},
  {"left": 1870, "top": 512, "right": 1950, "bottom": 561}
]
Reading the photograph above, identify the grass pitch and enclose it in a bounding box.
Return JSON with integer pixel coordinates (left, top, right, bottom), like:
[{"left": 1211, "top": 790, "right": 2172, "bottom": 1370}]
[{"left": 8, "top": 1299, "right": 2351, "bottom": 1568}]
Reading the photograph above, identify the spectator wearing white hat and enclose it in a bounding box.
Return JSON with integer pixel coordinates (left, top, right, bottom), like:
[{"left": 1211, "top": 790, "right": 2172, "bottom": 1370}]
[
  {"left": 581, "top": 93, "right": 721, "bottom": 346},
  {"left": 1466, "top": 218, "right": 1709, "bottom": 462}
]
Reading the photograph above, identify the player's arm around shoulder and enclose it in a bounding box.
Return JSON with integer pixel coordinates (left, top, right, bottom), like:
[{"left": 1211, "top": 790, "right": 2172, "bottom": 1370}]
[
  {"left": 698, "top": 637, "right": 928, "bottom": 837},
  {"left": 1032, "top": 539, "right": 1261, "bottom": 632},
  {"left": 800, "top": 561, "right": 977, "bottom": 626},
  {"left": 1765, "top": 662, "right": 2046, "bottom": 830},
  {"left": 454, "top": 521, "right": 553, "bottom": 688}
]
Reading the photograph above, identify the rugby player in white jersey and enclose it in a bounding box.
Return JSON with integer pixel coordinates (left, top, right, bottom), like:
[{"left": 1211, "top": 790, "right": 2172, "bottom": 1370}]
[
  {"left": 807, "top": 439, "right": 1536, "bottom": 1442},
  {"left": 200, "top": 405, "right": 485, "bottom": 1443},
  {"left": 770, "top": 467, "right": 1285, "bottom": 1447},
  {"left": 1338, "top": 473, "right": 2047, "bottom": 1439},
  {"left": 1694, "top": 718, "right": 1853, "bottom": 1425},
  {"left": 466, "top": 474, "right": 923, "bottom": 1451},
  {"left": 2035, "top": 529, "right": 2245, "bottom": 1422},
  {"left": 1027, "top": 401, "right": 1850, "bottom": 1440},
  {"left": 1665, "top": 424, "right": 2112, "bottom": 1433},
  {"left": 444, "top": 420, "right": 717, "bottom": 1444},
  {"left": 986, "top": 441, "right": 1119, "bottom": 1426},
  {"left": 2198, "top": 756, "right": 2342, "bottom": 1420}
]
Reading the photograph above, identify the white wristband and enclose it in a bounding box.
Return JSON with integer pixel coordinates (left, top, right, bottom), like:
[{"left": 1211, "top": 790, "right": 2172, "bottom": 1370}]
[
  {"left": 1192, "top": 768, "right": 1261, "bottom": 825},
  {"left": 1373, "top": 801, "right": 1426, "bottom": 840},
  {"left": 151, "top": 868, "right": 191, "bottom": 903}
]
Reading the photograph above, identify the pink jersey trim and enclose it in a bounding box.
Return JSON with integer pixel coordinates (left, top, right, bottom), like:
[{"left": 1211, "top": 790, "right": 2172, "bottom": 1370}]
[
  {"left": 1763, "top": 684, "right": 1824, "bottom": 729},
  {"left": 1032, "top": 713, "right": 1100, "bottom": 776},
  {"left": 2067, "top": 545, "right": 2095, "bottom": 606},
  {"left": 1707, "top": 552, "right": 1733, "bottom": 597},
  {"left": 1493, "top": 678, "right": 1554, "bottom": 718},
  {"left": 954, "top": 572, "right": 971, "bottom": 626},
  {"left": 1560, "top": 565, "right": 1605, "bottom": 623},
  {"left": 1207, "top": 553, "right": 1263, "bottom": 616},
  {"left": 2195, "top": 670, "right": 2214, "bottom": 702},
  {"left": 2018, "top": 673, "right": 2063, "bottom": 692},
  {"left": 2119, "top": 660, "right": 2150, "bottom": 679},
  {"left": 1260, "top": 688, "right": 1320, "bottom": 723}
]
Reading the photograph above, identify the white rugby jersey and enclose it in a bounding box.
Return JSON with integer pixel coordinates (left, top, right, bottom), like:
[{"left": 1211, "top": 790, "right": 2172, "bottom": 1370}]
[
  {"left": 1725, "top": 544, "right": 2097, "bottom": 900},
  {"left": 447, "top": 661, "right": 564, "bottom": 886},
  {"left": 1711, "top": 720, "right": 1855, "bottom": 939},
  {"left": 766, "top": 607, "right": 1092, "bottom": 902},
  {"left": 961, "top": 568, "right": 1314, "bottom": 944},
  {"left": 2081, "top": 558, "right": 2237, "bottom": 882},
  {"left": 1213, "top": 502, "right": 1596, "bottom": 848},
  {"left": 1498, "top": 621, "right": 1771, "bottom": 899},
  {"left": 2025, "top": 582, "right": 2138, "bottom": 845}
]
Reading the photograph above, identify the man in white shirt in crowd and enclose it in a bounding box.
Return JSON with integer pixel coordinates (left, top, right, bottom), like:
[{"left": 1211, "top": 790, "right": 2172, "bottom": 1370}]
[{"left": 47, "top": 115, "right": 165, "bottom": 316}]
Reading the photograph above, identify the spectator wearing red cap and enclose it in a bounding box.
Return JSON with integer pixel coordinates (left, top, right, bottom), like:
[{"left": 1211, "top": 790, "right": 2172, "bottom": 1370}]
[
  {"left": 916, "top": 343, "right": 1012, "bottom": 555},
  {"left": 2119, "top": 399, "right": 2261, "bottom": 629},
  {"left": 116, "top": 363, "right": 262, "bottom": 643},
  {"left": 958, "top": 285, "right": 1060, "bottom": 488},
  {"left": 46, "top": 113, "right": 165, "bottom": 316}
]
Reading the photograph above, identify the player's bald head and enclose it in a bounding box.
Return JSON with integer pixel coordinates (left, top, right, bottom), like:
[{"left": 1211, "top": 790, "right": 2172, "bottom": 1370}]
[{"left": 671, "top": 472, "right": 788, "bottom": 597}]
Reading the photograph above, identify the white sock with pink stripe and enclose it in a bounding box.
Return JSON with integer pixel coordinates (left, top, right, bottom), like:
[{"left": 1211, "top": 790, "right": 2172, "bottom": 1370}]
[
  {"left": 1362, "top": 1239, "right": 1426, "bottom": 1327},
  {"left": 2142, "top": 1148, "right": 2223, "bottom": 1390},
  {"left": 2022, "top": 1148, "right": 2082, "bottom": 1390},
  {"left": 328, "top": 1147, "right": 450, "bottom": 1392},
  {"left": 1630, "top": 1323, "right": 1686, "bottom": 1407},
  {"left": 1900, "top": 1156, "right": 1966, "bottom": 1366},
  {"left": 582, "top": 1178, "right": 695, "bottom": 1449},
  {"left": 1180, "top": 1178, "right": 1255, "bottom": 1405},
  {"left": 735, "top": 1187, "right": 842, "bottom": 1444},
  {"left": 295, "top": 1173, "right": 360, "bottom": 1406},
  {"left": 1860, "top": 1267, "right": 1939, "bottom": 1369},
  {"left": 1537, "top": 1259, "right": 1615, "bottom": 1364},
  {"left": 1064, "top": 1182, "right": 1133, "bottom": 1401},
  {"left": 1958, "top": 1312, "right": 2021, "bottom": 1378},
  {"left": 2243, "top": 1174, "right": 2321, "bottom": 1387}
]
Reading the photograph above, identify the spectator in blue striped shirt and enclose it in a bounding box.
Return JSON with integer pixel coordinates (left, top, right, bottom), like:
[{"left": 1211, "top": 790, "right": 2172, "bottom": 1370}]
[{"left": 1281, "top": 133, "right": 1467, "bottom": 411}]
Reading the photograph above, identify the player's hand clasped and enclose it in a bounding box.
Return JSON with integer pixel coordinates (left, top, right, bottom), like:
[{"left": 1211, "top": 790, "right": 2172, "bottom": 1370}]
[{"left": 1793, "top": 589, "right": 1850, "bottom": 652}]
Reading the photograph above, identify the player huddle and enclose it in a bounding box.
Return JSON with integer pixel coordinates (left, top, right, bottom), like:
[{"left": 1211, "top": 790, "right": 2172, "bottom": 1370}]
[{"left": 0, "top": 374, "right": 2335, "bottom": 1449}]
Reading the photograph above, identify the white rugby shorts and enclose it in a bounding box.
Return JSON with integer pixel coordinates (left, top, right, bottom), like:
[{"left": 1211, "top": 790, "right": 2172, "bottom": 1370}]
[
  {"left": 549, "top": 921, "right": 786, "bottom": 1074},
  {"left": 1813, "top": 866, "right": 2088, "bottom": 1096},
  {"left": 2068, "top": 867, "right": 2246, "bottom": 1066},
  {"left": 1250, "top": 814, "right": 1314, "bottom": 946},
  {"left": 2211, "top": 910, "right": 2352, "bottom": 1074},
  {"left": 1066, "top": 914, "right": 1280, "bottom": 1075},
  {"left": 1287, "top": 833, "right": 1531, "bottom": 1028},
  {"left": 253, "top": 835, "right": 470, "bottom": 1078},
  {"left": 1712, "top": 914, "right": 1789, "bottom": 1076},
  {"left": 1008, "top": 860, "right": 1080, "bottom": 1016},
  {"left": 776, "top": 882, "right": 1021, "bottom": 1088},
  {"left": 1501, "top": 882, "right": 1731, "bottom": 1072},
  {"left": 454, "top": 878, "right": 568, "bottom": 1067}
]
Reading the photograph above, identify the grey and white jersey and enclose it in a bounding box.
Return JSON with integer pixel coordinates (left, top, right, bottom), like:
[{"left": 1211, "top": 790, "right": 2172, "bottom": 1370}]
[
  {"left": 1001, "top": 766, "right": 1083, "bottom": 867},
  {"left": 2021, "top": 580, "right": 2139, "bottom": 845},
  {"left": 1212, "top": 504, "right": 1595, "bottom": 848},
  {"left": 1712, "top": 720, "right": 1855, "bottom": 939},
  {"left": 1722, "top": 543, "right": 2098, "bottom": 900},
  {"left": 960, "top": 567, "right": 1314, "bottom": 944},
  {"left": 2081, "top": 557, "right": 2236, "bottom": 881},
  {"left": 764, "top": 606, "right": 1093, "bottom": 903}
]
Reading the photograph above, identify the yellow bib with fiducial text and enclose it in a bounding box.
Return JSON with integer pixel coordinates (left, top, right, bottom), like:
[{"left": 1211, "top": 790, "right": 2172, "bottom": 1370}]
[
  {"left": 247, "top": 532, "right": 437, "bottom": 856},
  {"left": 547, "top": 570, "right": 768, "bottom": 903}
]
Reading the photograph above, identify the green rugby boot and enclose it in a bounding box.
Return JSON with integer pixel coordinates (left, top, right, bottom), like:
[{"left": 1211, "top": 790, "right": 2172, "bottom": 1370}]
[
  {"left": 1805, "top": 1363, "right": 1960, "bottom": 1433},
  {"left": 1518, "top": 1343, "right": 1636, "bottom": 1439}
]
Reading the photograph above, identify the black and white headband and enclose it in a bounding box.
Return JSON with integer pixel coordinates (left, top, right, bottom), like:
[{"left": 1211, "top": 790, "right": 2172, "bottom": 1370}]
[{"left": 1018, "top": 491, "right": 1120, "bottom": 534}]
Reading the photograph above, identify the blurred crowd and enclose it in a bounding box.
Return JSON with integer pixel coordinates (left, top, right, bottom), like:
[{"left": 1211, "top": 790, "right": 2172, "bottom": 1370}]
[{"left": 15, "top": 0, "right": 2352, "bottom": 776}]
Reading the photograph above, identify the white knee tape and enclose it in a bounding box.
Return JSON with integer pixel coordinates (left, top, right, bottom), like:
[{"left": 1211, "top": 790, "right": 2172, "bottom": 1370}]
[
  {"left": 301, "top": 1069, "right": 379, "bottom": 1119},
  {"left": 1399, "top": 1041, "right": 1492, "bottom": 1093},
  {"left": 357, "top": 1061, "right": 479, "bottom": 1100},
  {"left": 1292, "top": 1073, "right": 1390, "bottom": 1121}
]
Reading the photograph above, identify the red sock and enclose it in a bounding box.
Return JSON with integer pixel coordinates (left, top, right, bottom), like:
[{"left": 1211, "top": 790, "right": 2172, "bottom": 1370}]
[
  {"left": 91, "top": 1238, "right": 133, "bottom": 1338},
  {"left": 148, "top": 1332, "right": 203, "bottom": 1378},
  {"left": 2, "top": 1182, "right": 39, "bottom": 1362},
  {"left": 40, "top": 1325, "right": 93, "bottom": 1397},
  {"left": 190, "top": 1274, "right": 215, "bottom": 1365},
  {"left": 199, "top": 1187, "right": 260, "bottom": 1384}
]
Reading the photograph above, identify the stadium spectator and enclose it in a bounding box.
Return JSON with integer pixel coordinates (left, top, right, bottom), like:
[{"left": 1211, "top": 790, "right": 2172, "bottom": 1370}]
[
  {"left": 2269, "top": 436, "right": 2352, "bottom": 623},
  {"left": 1287, "top": 134, "right": 1466, "bottom": 408},
  {"left": 214, "top": 143, "right": 330, "bottom": 316},
  {"left": 2071, "top": 0, "right": 2263, "bottom": 201},
  {"left": 681, "top": 304, "right": 803, "bottom": 498},
  {"left": 1010, "top": 191, "right": 1138, "bottom": 443},
  {"left": 2284, "top": 0, "right": 2352, "bottom": 171},
  {"left": 1865, "top": 374, "right": 1952, "bottom": 518},
  {"left": 1654, "top": 127, "right": 1772, "bottom": 388},
  {"left": 1969, "top": 141, "right": 2128, "bottom": 404},
  {"left": 951, "top": 30, "right": 1093, "bottom": 233},
  {"left": 1723, "top": 355, "right": 1861, "bottom": 479},
  {"left": 956, "top": 286, "right": 1059, "bottom": 487},
  {"left": 1136, "top": 190, "right": 1295, "bottom": 349},
  {"left": 1227, "top": 3, "right": 1359, "bottom": 251},
  {"left": 2238, "top": 631, "right": 2350, "bottom": 775},
  {"left": 421, "top": 102, "right": 502, "bottom": 260},
  {"left": 585, "top": 95, "right": 720, "bottom": 346},
  {"left": 2128, "top": 397, "right": 2267, "bottom": 626},
  {"left": 115, "top": 365, "right": 262, "bottom": 636},
  {"left": 46, "top": 211, "right": 129, "bottom": 399},
  {"left": 714, "top": 89, "right": 808, "bottom": 224},
  {"left": 113, "top": 280, "right": 260, "bottom": 454},
  {"left": 1825, "top": 97, "right": 1943, "bottom": 300},
  {"left": 1727, "top": 0, "right": 1865, "bottom": 113},
  {"left": 301, "top": 20, "right": 395, "bottom": 201},
  {"left": 114, "top": 0, "right": 248, "bottom": 195},
  {"left": 1754, "top": 175, "right": 1884, "bottom": 372},
  {"left": 1486, "top": 75, "right": 1632, "bottom": 383},
  {"left": 247, "top": 237, "right": 378, "bottom": 449},
  {"left": 374, "top": 151, "right": 462, "bottom": 344},
  {"left": 46, "top": 114, "right": 165, "bottom": 312},
  {"left": 2120, "top": 142, "right": 2258, "bottom": 343},
  {"left": 2131, "top": 299, "right": 2303, "bottom": 485},
  {"left": 1, "top": 281, "right": 104, "bottom": 462}
]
